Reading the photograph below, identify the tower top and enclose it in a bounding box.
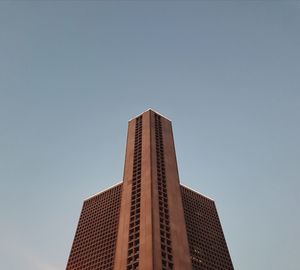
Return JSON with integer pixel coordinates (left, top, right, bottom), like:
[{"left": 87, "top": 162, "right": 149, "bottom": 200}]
[{"left": 128, "top": 108, "right": 172, "bottom": 122}]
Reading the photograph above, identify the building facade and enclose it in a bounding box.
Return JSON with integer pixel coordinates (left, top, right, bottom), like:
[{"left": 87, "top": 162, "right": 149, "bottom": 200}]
[{"left": 66, "top": 109, "right": 234, "bottom": 270}]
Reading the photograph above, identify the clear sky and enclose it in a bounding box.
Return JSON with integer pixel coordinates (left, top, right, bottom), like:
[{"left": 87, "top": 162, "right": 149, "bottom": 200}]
[{"left": 0, "top": 1, "right": 299, "bottom": 270}]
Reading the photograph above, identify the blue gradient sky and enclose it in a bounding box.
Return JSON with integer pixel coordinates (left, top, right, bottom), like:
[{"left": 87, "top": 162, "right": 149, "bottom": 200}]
[{"left": 0, "top": 2, "right": 299, "bottom": 269}]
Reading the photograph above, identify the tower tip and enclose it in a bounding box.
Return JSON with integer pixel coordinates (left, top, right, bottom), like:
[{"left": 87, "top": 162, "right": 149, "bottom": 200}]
[{"left": 128, "top": 108, "right": 172, "bottom": 122}]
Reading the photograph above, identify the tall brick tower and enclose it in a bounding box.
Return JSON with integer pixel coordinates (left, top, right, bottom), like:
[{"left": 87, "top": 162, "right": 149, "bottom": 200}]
[{"left": 66, "top": 109, "right": 234, "bottom": 270}]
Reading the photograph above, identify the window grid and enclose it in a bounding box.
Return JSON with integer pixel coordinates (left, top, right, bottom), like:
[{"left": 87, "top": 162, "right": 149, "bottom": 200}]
[
  {"left": 181, "top": 186, "right": 234, "bottom": 270},
  {"left": 126, "top": 116, "right": 143, "bottom": 270},
  {"left": 154, "top": 114, "right": 174, "bottom": 270},
  {"left": 66, "top": 184, "right": 122, "bottom": 270}
]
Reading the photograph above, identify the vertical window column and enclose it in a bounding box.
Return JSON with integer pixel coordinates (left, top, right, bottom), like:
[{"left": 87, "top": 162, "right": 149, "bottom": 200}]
[
  {"left": 127, "top": 116, "right": 143, "bottom": 270},
  {"left": 154, "top": 114, "right": 174, "bottom": 270}
]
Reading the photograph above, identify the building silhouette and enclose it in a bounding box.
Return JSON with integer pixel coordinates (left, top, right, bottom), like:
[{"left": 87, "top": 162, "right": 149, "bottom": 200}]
[{"left": 66, "top": 109, "right": 234, "bottom": 270}]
